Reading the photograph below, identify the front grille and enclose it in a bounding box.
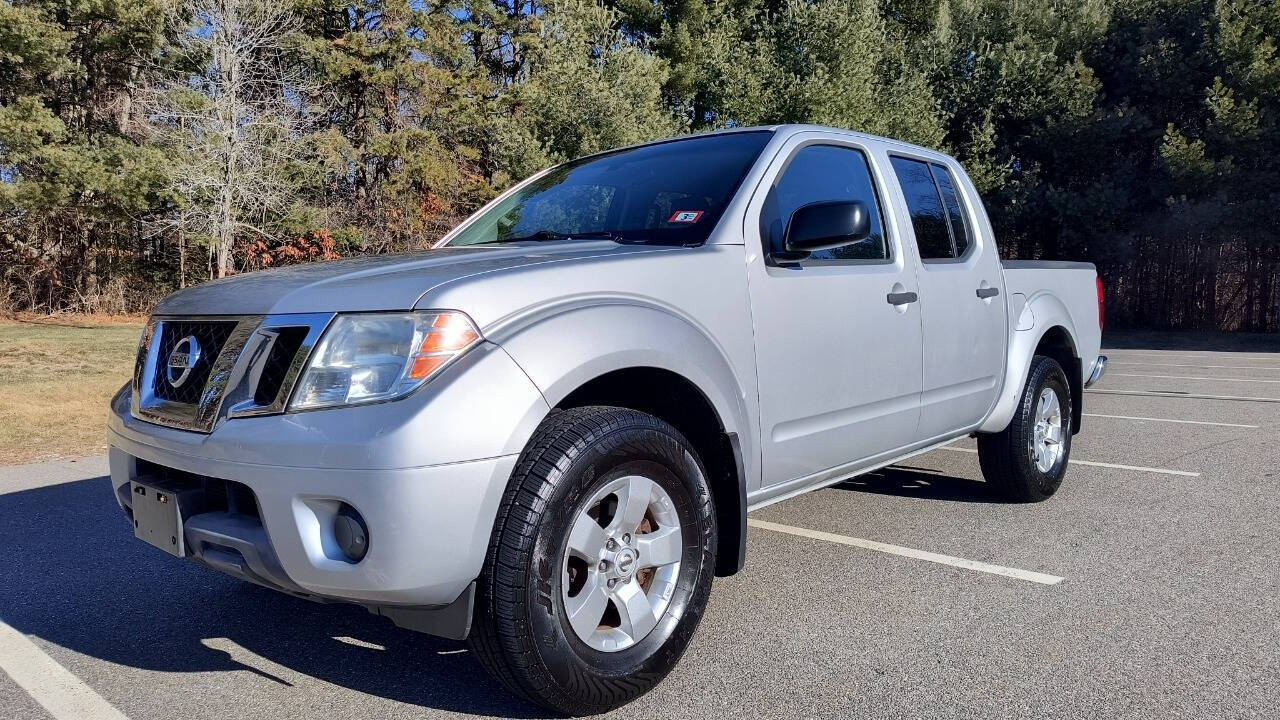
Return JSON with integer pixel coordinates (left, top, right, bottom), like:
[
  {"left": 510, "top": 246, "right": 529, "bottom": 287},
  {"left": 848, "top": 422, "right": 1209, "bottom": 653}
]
[
  {"left": 151, "top": 320, "right": 237, "bottom": 403},
  {"left": 132, "top": 312, "right": 329, "bottom": 432},
  {"left": 254, "top": 326, "right": 310, "bottom": 405}
]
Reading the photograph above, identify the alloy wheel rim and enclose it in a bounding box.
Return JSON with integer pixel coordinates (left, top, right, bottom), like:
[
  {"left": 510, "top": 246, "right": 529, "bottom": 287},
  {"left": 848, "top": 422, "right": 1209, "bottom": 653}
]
[
  {"left": 1030, "top": 387, "right": 1064, "bottom": 473},
  {"left": 561, "top": 474, "right": 683, "bottom": 652}
]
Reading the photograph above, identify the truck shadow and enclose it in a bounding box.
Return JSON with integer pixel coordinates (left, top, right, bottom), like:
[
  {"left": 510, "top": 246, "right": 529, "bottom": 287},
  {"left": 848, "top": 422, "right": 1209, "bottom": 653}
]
[
  {"left": 0, "top": 477, "right": 553, "bottom": 719},
  {"left": 833, "top": 465, "right": 1004, "bottom": 504}
]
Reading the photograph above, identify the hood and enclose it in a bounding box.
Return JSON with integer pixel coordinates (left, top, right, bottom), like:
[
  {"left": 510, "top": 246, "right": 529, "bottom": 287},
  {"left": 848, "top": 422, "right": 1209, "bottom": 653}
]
[{"left": 153, "top": 242, "right": 651, "bottom": 316}]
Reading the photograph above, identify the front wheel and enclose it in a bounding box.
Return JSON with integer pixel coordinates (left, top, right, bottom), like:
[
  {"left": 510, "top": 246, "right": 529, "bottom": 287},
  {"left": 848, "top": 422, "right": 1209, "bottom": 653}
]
[
  {"left": 977, "top": 355, "right": 1074, "bottom": 502},
  {"left": 469, "top": 406, "right": 716, "bottom": 716}
]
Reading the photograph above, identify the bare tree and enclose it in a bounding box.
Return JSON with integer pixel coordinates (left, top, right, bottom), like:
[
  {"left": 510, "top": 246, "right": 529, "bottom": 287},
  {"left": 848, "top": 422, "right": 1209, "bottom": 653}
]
[{"left": 145, "top": 0, "right": 311, "bottom": 278}]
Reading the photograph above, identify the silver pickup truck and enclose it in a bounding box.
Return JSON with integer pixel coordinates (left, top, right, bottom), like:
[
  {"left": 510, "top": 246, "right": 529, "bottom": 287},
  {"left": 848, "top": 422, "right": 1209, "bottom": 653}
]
[{"left": 109, "top": 125, "right": 1105, "bottom": 715}]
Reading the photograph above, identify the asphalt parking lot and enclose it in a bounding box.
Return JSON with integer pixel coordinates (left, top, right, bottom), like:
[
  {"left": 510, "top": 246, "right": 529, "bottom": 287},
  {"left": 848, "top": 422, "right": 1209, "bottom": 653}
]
[{"left": 2, "top": 342, "right": 1279, "bottom": 720}]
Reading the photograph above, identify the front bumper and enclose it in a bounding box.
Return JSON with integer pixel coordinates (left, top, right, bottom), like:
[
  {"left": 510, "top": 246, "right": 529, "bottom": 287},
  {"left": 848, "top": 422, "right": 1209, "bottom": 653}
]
[
  {"left": 109, "top": 441, "right": 515, "bottom": 610},
  {"left": 108, "top": 341, "right": 548, "bottom": 634}
]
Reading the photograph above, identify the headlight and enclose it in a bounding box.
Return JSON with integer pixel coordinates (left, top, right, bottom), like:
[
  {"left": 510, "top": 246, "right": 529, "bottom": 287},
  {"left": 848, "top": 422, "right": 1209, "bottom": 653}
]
[{"left": 290, "top": 311, "right": 481, "bottom": 411}]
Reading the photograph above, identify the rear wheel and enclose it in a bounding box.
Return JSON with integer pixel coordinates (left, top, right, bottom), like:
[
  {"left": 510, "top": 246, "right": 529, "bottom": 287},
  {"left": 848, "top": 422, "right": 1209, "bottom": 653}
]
[
  {"left": 469, "top": 406, "right": 716, "bottom": 716},
  {"left": 977, "top": 355, "right": 1073, "bottom": 502}
]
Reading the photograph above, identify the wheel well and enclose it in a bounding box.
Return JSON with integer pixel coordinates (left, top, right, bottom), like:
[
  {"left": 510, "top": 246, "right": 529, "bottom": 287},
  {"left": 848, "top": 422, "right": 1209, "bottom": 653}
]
[
  {"left": 1035, "top": 327, "right": 1083, "bottom": 434},
  {"left": 555, "top": 367, "right": 746, "bottom": 577}
]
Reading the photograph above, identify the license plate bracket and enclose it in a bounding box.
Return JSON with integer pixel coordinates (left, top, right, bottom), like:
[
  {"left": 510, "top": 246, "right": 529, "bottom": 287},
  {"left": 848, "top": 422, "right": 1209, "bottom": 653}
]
[{"left": 131, "top": 479, "right": 196, "bottom": 557}]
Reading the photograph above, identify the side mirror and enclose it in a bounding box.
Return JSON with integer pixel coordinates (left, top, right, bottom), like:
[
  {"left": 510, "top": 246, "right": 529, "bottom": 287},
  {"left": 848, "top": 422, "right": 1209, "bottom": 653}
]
[{"left": 779, "top": 201, "right": 871, "bottom": 260}]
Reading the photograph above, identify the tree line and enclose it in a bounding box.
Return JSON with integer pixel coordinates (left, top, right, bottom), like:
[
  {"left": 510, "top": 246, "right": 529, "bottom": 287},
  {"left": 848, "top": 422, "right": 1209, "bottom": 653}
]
[{"left": 1, "top": 0, "right": 1277, "bottom": 331}]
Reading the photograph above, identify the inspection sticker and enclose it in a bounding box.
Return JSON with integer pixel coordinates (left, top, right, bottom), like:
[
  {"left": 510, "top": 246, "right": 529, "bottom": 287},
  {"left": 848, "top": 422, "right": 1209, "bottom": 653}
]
[{"left": 668, "top": 210, "right": 704, "bottom": 223}]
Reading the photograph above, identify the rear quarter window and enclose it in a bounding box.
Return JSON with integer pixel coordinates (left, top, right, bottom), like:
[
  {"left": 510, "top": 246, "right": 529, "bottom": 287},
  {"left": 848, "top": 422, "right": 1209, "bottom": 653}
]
[{"left": 930, "top": 163, "right": 972, "bottom": 257}]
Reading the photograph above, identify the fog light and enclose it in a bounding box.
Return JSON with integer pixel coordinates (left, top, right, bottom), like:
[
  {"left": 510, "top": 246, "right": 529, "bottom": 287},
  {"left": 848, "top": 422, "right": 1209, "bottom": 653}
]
[{"left": 334, "top": 503, "right": 369, "bottom": 562}]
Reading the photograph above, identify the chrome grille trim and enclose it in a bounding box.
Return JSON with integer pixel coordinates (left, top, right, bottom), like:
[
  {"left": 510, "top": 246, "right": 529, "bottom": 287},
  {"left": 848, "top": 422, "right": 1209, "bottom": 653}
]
[
  {"left": 131, "top": 313, "right": 335, "bottom": 433},
  {"left": 226, "top": 313, "right": 333, "bottom": 418}
]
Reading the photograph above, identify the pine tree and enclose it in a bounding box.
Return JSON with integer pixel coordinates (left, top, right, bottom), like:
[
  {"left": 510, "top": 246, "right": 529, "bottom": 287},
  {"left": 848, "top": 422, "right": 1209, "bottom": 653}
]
[
  {"left": 499, "top": 0, "right": 683, "bottom": 171},
  {"left": 0, "top": 0, "right": 172, "bottom": 312}
]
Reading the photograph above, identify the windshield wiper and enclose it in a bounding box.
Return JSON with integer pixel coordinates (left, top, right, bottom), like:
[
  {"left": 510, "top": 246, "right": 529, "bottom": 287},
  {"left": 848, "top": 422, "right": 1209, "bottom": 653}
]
[
  {"left": 504, "top": 229, "right": 619, "bottom": 240},
  {"left": 500, "top": 230, "right": 625, "bottom": 243},
  {"left": 500, "top": 230, "right": 573, "bottom": 243},
  {"left": 564, "top": 231, "right": 625, "bottom": 242},
  {"left": 478, "top": 229, "right": 679, "bottom": 246}
]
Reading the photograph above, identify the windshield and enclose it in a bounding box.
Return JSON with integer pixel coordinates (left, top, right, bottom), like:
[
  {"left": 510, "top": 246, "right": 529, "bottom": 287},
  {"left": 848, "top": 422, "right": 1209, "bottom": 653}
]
[{"left": 445, "top": 131, "right": 774, "bottom": 247}]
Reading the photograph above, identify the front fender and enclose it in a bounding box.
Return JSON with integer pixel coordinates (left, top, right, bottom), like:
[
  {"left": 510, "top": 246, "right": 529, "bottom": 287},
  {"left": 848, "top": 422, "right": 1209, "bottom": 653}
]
[
  {"left": 979, "top": 292, "right": 1080, "bottom": 433},
  {"left": 489, "top": 297, "right": 755, "bottom": 469}
]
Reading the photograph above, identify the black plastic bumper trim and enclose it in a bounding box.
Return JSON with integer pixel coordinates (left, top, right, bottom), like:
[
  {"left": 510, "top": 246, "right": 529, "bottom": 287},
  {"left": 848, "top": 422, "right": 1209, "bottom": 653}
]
[{"left": 370, "top": 582, "right": 475, "bottom": 641}]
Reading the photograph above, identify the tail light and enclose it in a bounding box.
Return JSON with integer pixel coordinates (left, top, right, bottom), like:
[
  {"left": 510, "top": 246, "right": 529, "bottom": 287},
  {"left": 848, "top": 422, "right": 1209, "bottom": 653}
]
[{"left": 1096, "top": 276, "right": 1105, "bottom": 331}]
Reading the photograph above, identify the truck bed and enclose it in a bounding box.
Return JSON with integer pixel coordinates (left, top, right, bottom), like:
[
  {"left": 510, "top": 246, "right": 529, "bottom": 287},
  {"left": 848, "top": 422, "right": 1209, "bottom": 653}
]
[{"left": 1001, "top": 260, "right": 1103, "bottom": 378}]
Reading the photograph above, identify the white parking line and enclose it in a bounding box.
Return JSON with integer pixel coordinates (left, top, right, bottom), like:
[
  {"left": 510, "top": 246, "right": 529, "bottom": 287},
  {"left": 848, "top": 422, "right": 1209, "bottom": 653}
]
[
  {"left": 748, "top": 518, "right": 1064, "bottom": 585},
  {"left": 1083, "top": 412, "right": 1258, "bottom": 429},
  {"left": 1110, "top": 372, "right": 1280, "bottom": 384},
  {"left": 0, "top": 619, "right": 130, "bottom": 720},
  {"left": 1111, "top": 361, "right": 1280, "bottom": 371},
  {"left": 1087, "top": 388, "right": 1280, "bottom": 403},
  {"left": 938, "top": 446, "right": 1201, "bottom": 477}
]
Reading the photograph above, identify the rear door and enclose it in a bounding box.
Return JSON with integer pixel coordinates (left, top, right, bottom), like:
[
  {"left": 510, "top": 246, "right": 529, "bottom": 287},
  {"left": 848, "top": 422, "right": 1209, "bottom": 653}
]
[
  {"left": 887, "top": 155, "right": 1007, "bottom": 441},
  {"left": 746, "top": 135, "right": 924, "bottom": 487}
]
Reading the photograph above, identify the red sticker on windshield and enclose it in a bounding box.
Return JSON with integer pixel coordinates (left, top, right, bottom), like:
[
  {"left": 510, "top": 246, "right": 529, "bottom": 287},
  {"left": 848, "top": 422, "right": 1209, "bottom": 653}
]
[{"left": 668, "top": 210, "right": 704, "bottom": 224}]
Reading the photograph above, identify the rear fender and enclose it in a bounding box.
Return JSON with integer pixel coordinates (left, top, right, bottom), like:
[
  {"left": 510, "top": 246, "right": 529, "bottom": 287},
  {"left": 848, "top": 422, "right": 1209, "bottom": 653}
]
[{"left": 980, "top": 292, "right": 1080, "bottom": 433}]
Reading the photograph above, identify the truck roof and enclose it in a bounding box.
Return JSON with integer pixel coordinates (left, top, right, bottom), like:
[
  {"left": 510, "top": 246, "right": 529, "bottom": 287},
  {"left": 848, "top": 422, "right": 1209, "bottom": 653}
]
[
  {"left": 739, "top": 124, "right": 948, "bottom": 158},
  {"left": 574, "top": 123, "right": 954, "bottom": 166}
]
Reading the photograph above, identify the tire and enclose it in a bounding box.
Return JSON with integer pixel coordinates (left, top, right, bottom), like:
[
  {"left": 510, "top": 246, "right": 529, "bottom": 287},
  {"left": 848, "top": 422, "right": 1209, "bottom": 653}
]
[
  {"left": 469, "top": 406, "right": 717, "bottom": 716},
  {"left": 977, "top": 355, "right": 1074, "bottom": 502}
]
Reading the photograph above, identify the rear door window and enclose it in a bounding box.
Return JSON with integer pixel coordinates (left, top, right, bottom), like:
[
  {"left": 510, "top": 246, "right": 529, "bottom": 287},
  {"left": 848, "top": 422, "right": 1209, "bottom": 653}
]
[{"left": 890, "top": 156, "right": 971, "bottom": 260}]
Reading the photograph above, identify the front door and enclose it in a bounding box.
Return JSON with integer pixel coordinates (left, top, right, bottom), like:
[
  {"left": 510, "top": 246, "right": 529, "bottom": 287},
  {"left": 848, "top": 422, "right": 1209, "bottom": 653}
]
[
  {"left": 886, "top": 155, "right": 1007, "bottom": 441},
  {"left": 746, "top": 137, "right": 924, "bottom": 487}
]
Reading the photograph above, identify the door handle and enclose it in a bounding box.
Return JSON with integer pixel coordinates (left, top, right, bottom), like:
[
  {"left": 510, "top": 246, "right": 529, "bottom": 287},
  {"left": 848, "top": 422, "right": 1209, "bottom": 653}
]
[
  {"left": 976, "top": 287, "right": 1000, "bottom": 299},
  {"left": 886, "top": 291, "right": 918, "bottom": 305}
]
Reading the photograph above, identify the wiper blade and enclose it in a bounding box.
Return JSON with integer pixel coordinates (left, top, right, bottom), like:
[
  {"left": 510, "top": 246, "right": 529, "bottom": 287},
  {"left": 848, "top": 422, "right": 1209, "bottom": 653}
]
[
  {"left": 502, "top": 230, "right": 573, "bottom": 243},
  {"left": 610, "top": 236, "right": 691, "bottom": 246},
  {"left": 479, "top": 229, "right": 692, "bottom": 246},
  {"left": 501, "top": 230, "right": 624, "bottom": 243}
]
